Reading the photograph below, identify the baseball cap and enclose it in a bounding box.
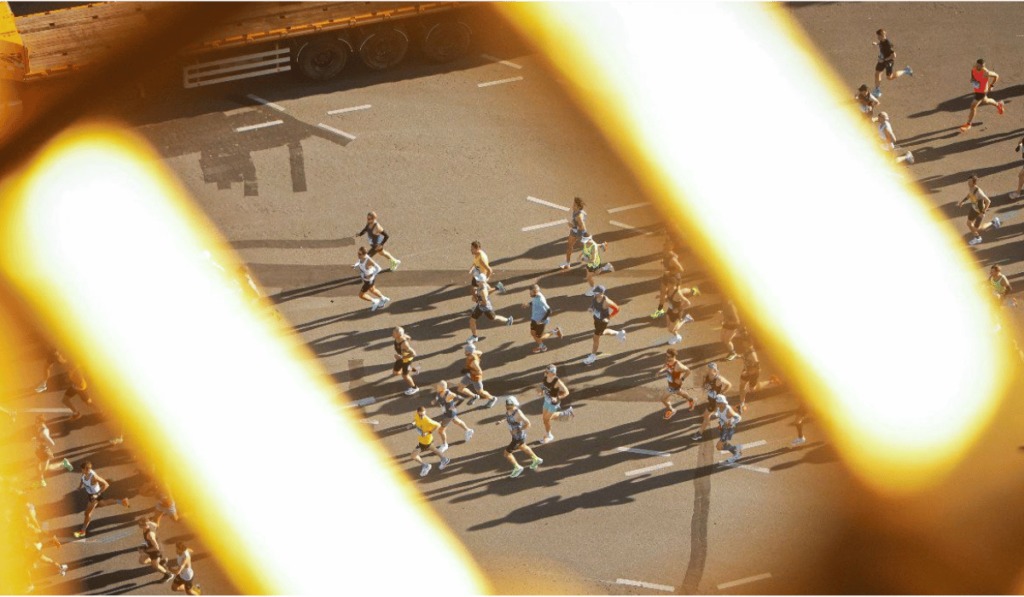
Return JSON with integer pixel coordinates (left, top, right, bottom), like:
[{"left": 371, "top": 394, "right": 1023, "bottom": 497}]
[{"left": 593, "top": 285, "right": 606, "bottom": 294}]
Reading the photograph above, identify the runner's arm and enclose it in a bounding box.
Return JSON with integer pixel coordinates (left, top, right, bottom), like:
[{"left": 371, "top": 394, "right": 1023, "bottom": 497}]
[
  {"left": 989, "top": 70, "right": 999, "bottom": 87},
  {"left": 1001, "top": 276, "right": 1013, "bottom": 297},
  {"left": 405, "top": 341, "right": 417, "bottom": 359},
  {"left": 517, "top": 410, "right": 531, "bottom": 430},
  {"left": 720, "top": 377, "right": 733, "bottom": 393},
  {"left": 95, "top": 474, "right": 110, "bottom": 492},
  {"left": 556, "top": 380, "right": 570, "bottom": 399},
  {"left": 355, "top": 223, "right": 370, "bottom": 237}
]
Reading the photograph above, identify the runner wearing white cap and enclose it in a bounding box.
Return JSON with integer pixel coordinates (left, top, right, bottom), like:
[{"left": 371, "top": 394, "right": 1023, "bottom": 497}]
[
  {"left": 498, "top": 396, "right": 542, "bottom": 477},
  {"left": 539, "top": 365, "right": 573, "bottom": 443},
  {"left": 584, "top": 285, "right": 626, "bottom": 365},
  {"left": 712, "top": 393, "right": 743, "bottom": 464}
]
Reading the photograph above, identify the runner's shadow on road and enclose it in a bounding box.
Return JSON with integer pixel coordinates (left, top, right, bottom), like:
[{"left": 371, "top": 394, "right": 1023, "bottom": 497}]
[
  {"left": 908, "top": 85, "right": 1024, "bottom": 119},
  {"left": 770, "top": 442, "right": 837, "bottom": 471},
  {"left": 919, "top": 160, "right": 1023, "bottom": 195},
  {"left": 907, "top": 128, "right": 1023, "bottom": 165}
]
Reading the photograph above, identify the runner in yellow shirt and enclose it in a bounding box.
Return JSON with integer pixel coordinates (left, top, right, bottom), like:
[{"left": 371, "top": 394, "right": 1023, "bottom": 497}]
[{"left": 410, "top": 406, "right": 450, "bottom": 477}]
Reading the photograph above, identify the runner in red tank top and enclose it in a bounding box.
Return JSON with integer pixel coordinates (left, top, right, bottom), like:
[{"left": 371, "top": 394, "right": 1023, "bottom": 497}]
[{"left": 960, "top": 58, "right": 1005, "bottom": 133}]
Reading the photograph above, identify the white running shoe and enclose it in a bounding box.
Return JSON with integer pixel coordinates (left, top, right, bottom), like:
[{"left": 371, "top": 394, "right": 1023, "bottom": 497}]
[
  {"left": 1011, "top": 191, "right": 1022, "bottom": 199},
  {"left": 34, "top": 382, "right": 47, "bottom": 393},
  {"left": 559, "top": 262, "right": 571, "bottom": 270},
  {"left": 465, "top": 428, "right": 475, "bottom": 442},
  {"left": 724, "top": 450, "right": 742, "bottom": 464},
  {"left": 617, "top": 329, "right": 627, "bottom": 343},
  {"left": 602, "top": 263, "right": 614, "bottom": 272},
  {"left": 506, "top": 316, "right": 514, "bottom": 327},
  {"left": 584, "top": 288, "right": 596, "bottom": 297},
  {"left": 993, "top": 217, "right": 1002, "bottom": 229},
  {"left": 682, "top": 314, "right": 694, "bottom": 324},
  {"left": 439, "top": 457, "right": 451, "bottom": 471},
  {"left": 420, "top": 463, "right": 432, "bottom": 477},
  {"left": 791, "top": 437, "right": 807, "bottom": 446},
  {"left": 565, "top": 406, "right": 575, "bottom": 420},
  {"left": 541, "top": 432, "right": 554, "bottom": 444},
  {"left": 390, "top": 259, "right": 401, "bottom": 272},
  {"left": 968, "top": 236, "right": 983, "bottom": 246},
  {"left": 583, "top": 353, "right": 597, "bottom": 365},
  {"left": 438, "top": 443, "right": 449, "bottom": 453},
  {"left": 370, "top": 300, "right": 381, "bottom": 311},
  {"left": 668, "top": 334, "right": 681, "bottom": 345},
  {"left": 904, "top": 151, "right": 914, "bottom": 165},
  {"left": 59, "top": 564, "right": 68, "bottom": 576},
  {"left": 378, "top": 296, "right": 391, "bottom": 309},
  {"left": 404, "top": 387, "right": 419, "bottom": 396}
]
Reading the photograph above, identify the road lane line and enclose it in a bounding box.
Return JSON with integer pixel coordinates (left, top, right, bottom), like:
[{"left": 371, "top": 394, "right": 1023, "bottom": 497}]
[
  {"left": 606, "top": 202, "right": 650, "bottom": 214},
  {"left": 719, "top": 439, "right": 767, "bottom": 454},
  {"left": 358, "top": 419, "right": 379, "bottom": 425},
  {"left": 480, "top": 54, "right": 523, "bottom": 69},
  {"left": 616, "top": 579, "right": 675, "bottom": 592},
  {"left": 719, "top": 462, "right": 770, "bottom": 474},
  {"left": 20, "top": 408, "right": 73, "bottom": 414},
  {"left": 617, "top": 446, "right": 671, "bottom": 458},
  {"left": 327, "top": 104, "right": 372, "bottom": 115},
  {"left": 609, "top": 219, "right": 652, "bottom": 234},
  {"left": 522, "top": 219, "right": 567, "bottom": 232},
  {"left": 478, "top": 76, "right": 523, "bottom": 88},
  {"left": 246, "top": 93, "right": 285, "bottom": 112},
  {"left": 339, "top": 397, "right": 376, "bottom": 409},
  {"left": 624, "top": 461, "right": 673, "bottom": 476},
  {"left": 316, "top": 123, "right": 356, "bottom": 140},
  {"left": 234, "top": 120, "right": 283, "bottom": 132},
  {"left": 526, "top": 196, "right": 570, "bottom": 212},
  {"left": 717, "top": 572, "right": 773, "bottom": 590}
]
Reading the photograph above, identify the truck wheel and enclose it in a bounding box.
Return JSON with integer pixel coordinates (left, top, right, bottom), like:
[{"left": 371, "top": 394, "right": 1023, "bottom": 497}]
[
  {"left": 359, "top": 28, "right": 409, "bottom": 70},
  {"left": 423, "top": 21, "right": 472, "bottom": 62},
  {"left": 296, "top": 38, "right": 348, "bottom": 80}
]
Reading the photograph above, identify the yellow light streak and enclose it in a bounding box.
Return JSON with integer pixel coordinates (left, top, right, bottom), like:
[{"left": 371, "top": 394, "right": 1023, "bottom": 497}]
[
  {"left": 0, "top": 123, "right": 488, "bottom": 594},
  {"left": 499, "top": 2, "right": 1010, "bottom": 495}
]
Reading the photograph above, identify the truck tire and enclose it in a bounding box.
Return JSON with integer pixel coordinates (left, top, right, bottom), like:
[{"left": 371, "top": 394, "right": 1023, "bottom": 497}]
[
  {"left": 359, "top": 28, "right": 409, "bottom": 70},
  {"left": 423, "top": 21, "right": 472, "bottom": 62},
  {"left": 296, "top": 38, "right": 348, "bottom": 80}
]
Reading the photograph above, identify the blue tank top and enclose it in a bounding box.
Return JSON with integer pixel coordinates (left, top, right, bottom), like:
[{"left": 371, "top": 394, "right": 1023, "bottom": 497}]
[
  {"left": 436, "top": 390, "right": 457, "bottom": 416},
  {"left": 506, "top": 408, "right": 525, "bottom": 439},
  {"left": 368, "top": 223, "right": 385, "bottom": 246},
  {"left": 592, "top": 295, "right": 610, "bottom": 320}
]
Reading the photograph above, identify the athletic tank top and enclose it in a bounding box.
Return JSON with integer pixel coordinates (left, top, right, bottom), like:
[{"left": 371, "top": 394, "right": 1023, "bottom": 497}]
[
  {"left": 972, "top": 68, "right": 988, "bottom": 93},
  {"left": 991, "top": 275, "right": 1007, "bottom": 295},
  {"left": 394, "top": 337, "right": 412, "bottom": 361},
  {"left": 723, "top": 303, "right": 740, "bottom": 325},
  {"left": 705, "top": 373, "right": 726, "bottom": 394},
  {"left": 571, "top": 209, "right": 587, "bottom": 233},
  {"left": 436, "top": 389, "right": 457, "bottom": 415},
  {"left": 582, "top": 241, "right": 601, "bottom": 267},
  {"left": 668, "top": 289, "right": 685, "bottom": 311},
  {"left": 967, "top": 187, "right": 985, "bottom": 211},
  {"left": 355, "top": 258, "right": 377, "bottom": 281},
  {"left": 465, "top": 355, "right": 481, "bottom": 380},
  {"left": 542, "top": 375, "right": 559, "bottom": 396},
  {"left": 742, "top": 349, "right": 759, "bottom": 371},
  {"left": 82, "top": 471, "right": 100, "bottom": 495},
  {"left": 715, "top": 405, "right": 735, "bottom": 427},
  {"left": 473, "top": 250, "right": 488, "bottom": 271},
  {"left": 669, "top": 363, "right": 685, "bottom": 385},
  {"left": 368, "top": 223, "right": 385, "bottom": 246},
  {"left": 143, "top": 526, "right": 158, "bottom": 551},
  {"left": 176, "top": 552, "right": 194, "bottom": 581},
  {"left": 506, "top": 408, "right": 525, "bottom": 439},
  {"left": 592, "top": 295, "right": 610, "bottom": 320},
  {"left": 474, "top": 286, "right": 493, "bottom": 310}
]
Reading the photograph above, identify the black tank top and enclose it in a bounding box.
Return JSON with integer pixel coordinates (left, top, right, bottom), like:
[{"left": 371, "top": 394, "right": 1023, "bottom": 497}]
[
  {"left": 542, "top": 375, "right": 559, "bottom": 395},
  {"left": 143, "top": 528, "right": 158, "bottom": 551}
]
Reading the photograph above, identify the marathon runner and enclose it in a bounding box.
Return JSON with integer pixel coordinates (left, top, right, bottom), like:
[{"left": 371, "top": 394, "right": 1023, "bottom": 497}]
[
  {"left": 737, "top": 340, "right": 781, "bottom": 413},
  {"left": 957, "top": 174, "right": 1001, "bottom": 245},
  {"left": 960, "top": 59, "right": 1005, "bottom": 133},
  {"left": 989, "top": 265, "right": 1014, "bottom": 307},
  {"left": 1010, "top": 135, "right": 1024, "bottom": 199},
  {"left": 651, "top": 238, "right": 686, "bottom": 319},
  {"left": 539, "top": 365, "right": 573, "bottom": 444},
  {"left": 468, "top": 274, "right": 513, "bottom": 343},
  {"left": 470, "top": 240, "right": 505, "bottom": 295},
  {"left": 584, "top": 285, "right": 626, "bottom": 366},
  {"left": 456, "top": 343, "right": 498, "bottom": 409},
  {"left": 73, "top": 461, "right": 130, "bottom": 538},
  {"left": 136, "top": 516, "right": 175, "bottom": 583},
  {"left": 352, "top": 247, "right": 390, "bottom": 311},
  {"left": 62, "top": 364, "right": 92, "bottom": 422},
  {"left": 664, "top": 281, "right": 699, "bottom": 345},
  {"left": 33, "top": 416, "right": 73, "bottom": 487},
  {"left": 524, "top": 284, "right": 562, "bottom": 353},
  {"left": 169, "top": 543, "right": 201, "bottom": 596},
  {"left": 410, "top": 405, "right": 451, "bottom": 477},
  {"left": 692, "top": 362, "right": 733, "bottom": 441},
  {"left": 854, "top": 84, "right": 880, "bottom": 121},
  {"left": 876, "top": 112, "right": 914, "bottom": 164},
  {"left": 433, "top": 380, "right": 474, "bottom": 453},
  {"left": 580, "top": 235, "right": 614, "bottom": 296},
  {"left": 720, "top": 300, "right": 742, "bottom": 360},
  {"left": 656, "top": 348, "right": 693, "bottom": 420},
  {"left": 498, "top": 396, "right": 542, "bottom": 478},
  {"left": 792, "top": 403, "right": 811, "bottom": 447},
  {"left": 712, "top": 393, "right": 743, "bottom": 464},
  {"left": 871, "top": 29, "right": 912, "bottom": 98},
  {"left": 561, "top": 196, "right": 588, "bottom": 269},
  {"left": 356, "top": 211, "right": 401, "bottom": 271},
  {"left": 392, "top": 327, "right": 421, "bottom": 395},
  {"left": 34, "top": 350, "right": 66, "bottom": 394}
]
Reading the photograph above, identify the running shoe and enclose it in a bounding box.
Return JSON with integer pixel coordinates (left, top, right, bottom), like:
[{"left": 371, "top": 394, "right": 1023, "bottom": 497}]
[
  {"left": 390, "top": 259, "right": 401, "bottom": 272},
  {"left": 438, "top": 443, "right": 449, "bottom": 453},
  {"left": 663, "top": 409, "right": 676, "bottom": 420},
  {"left": 49, "top": 536, "right": 61, "bottom": 549},
  {"left": 650, "top": 308, "right": 665, "bottom": 319},
  {"left": 370, "top": 300, "right": 381, "bottom": 311},
  {"left": 466, "top": 394, "right": 480, "bottom": 406},
  {"left": 510, "top": 466, "right": 524, "bottom": 478},
  {"left": 378, "top": 296, "right": 391, "bottom": 309},
  {"left": 121, "top": 498, "right": 130, "bottom": 508},
  {"left": 871, "top": 87, "right": 882, "bottom": 99},
  {"left": 682, "top": 314, "right": 694, "bottom": 324},
  {"left": 73, "top": 530, "right": 87, "bottom": 539},
  {"left": 668, "top": 334, "right": 682, "bottom": 345},
  {"left": 559, "top": 262, "right": 571, "bottom": 270},
  {"left": 565, "top": 406, "right": 575, "bottom": 420},
  {"left": 554, "top": 327, "right": 563, "bottom": 339},
  {"left": 583, "top": 353, "right": 597, "bottom": 365},
  {"left": 59, "top": 564, "right": 68, "bottom": 576},
  {"left": 439, "top": 457, "right": 451, "bottom": 471},
  {"left": 903, "top": 65, "right": 913, "bottom": 76},
  {"left": 162, "top": 573, "right": 175, "bottom": 583},
  {"left": 405, "top": 387, "right": 420, "bottom": 396},
  {"left": 998, "top": 101, "right": 1006, "bottom": 115},
  {"left": 691, "top": 432, "right": 703, "bottom": 441},
  {"left": 725, "top": 452, "right": 741, "bottom": 464},
  {"left": 904, "top": 151, "right": 914, "bottom": 165},
  {"left": 506, "top": 316, "right": 514, "bottom": 327},
  {"left": 602, "top": 263, "right": 614, "bottom": 272},
  {"left": 420, "top": 463, "right": 432, "bottom": 477},
  {"left": 468, "top": 335, "right": 479, "bottom": 343},
  {"left": 496, "top": 282, "right": 506, "bottom": 294},
  {"left": 465, "top": 428, "right": 475, "bottom": 442},
  {"left": 584, "top": 288, "right": 596, "bottom": 297},
  {"left": 34, "top": 381, "right": 47, "bottom": 393},
  {"left": 529, "top": 457, "right": 543, "bottom": 470},
  {"left": 61, "top": 458, "right": 73, "bottom": 472},
  {"left": 533, "top": 344, "right": 547, "bottom": 353},
  {"left": 1011, "top": 191, "right": 1021, "bottom": 199},
  {"left": 541, "top": 433, "right": 554, "bottom": 444},
  {"left": 959, "top": 123, "right": 972, "bottom": 133},
  {"left": 791, "top": 437, "right": 807, "bottom": 446},
  {"left": 485, "top": 396, "right": 498, "bottom": 409},
  {"left": 993, "top": 217, "right": 1002, "bottom": 229},
  {"left": 617, "top": 330, "right": 627, "bottom": 343},
  {"left": 725, "top": 352, "right": 739, "bottom": 361},
  {"left": 108, "top": 436, "right": 123, "bottom": 445},
  {"left": 968, "top": 236, "right": 983, "bottom": 246}
]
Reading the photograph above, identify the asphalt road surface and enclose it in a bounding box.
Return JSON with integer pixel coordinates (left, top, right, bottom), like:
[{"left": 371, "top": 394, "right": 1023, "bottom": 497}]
[{"left": 4, "top": 3, "right": 1024, "bottom": 595}]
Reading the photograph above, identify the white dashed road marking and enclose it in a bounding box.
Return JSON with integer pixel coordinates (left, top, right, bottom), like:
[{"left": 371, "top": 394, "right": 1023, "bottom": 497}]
[
  {"left": 609, "top": 219, "right": 652, "bottom": 234},
  {"left": 522, "top": 219, "right": 568, "bottom": 232},
  {"left": 480, "top": 54, "right": 523, "bottom": 69},
  {"left": 719, "top": 439, "right": 767, "bottom": 454},
  {"left": 478, "top": 76, "right": 523, "bottom": 88},
  {"left": 339, "top": 397, "right": 376, "bottom": 409},
  {"left": 624, "top": 461, "right": 673, "bottom": 476},
  {"left": 719, "top": 462, "right": 770, "bottom": 474},
  {"left": 327, "top": 104, "right": 372, "bottom": 115},
  {"left": 606, "top": 202, "right": 650, "bottom": 214},
  {"left": 21, "top": 408, "right": 74, "bottom": 414},
  {"left": 246, "top": 94, "right": 285, "bottom": 112},
  {"left": 316, "top": 123, "right": 356, "bottom": 140},
  {"left": 234, "top": 120, "right": 283, "bottom": 132},
  {"left": 526, "top": 196, "right": 570, "bottom": 212},
  {"left": 616, "top": 446, "right": 671, "bottom": 458},
  {"left": 717, "top": 572, "right": 773, "bottom": 590},
  {"left": 616, "top": 578, "right": 675, "bottom": 592}
]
